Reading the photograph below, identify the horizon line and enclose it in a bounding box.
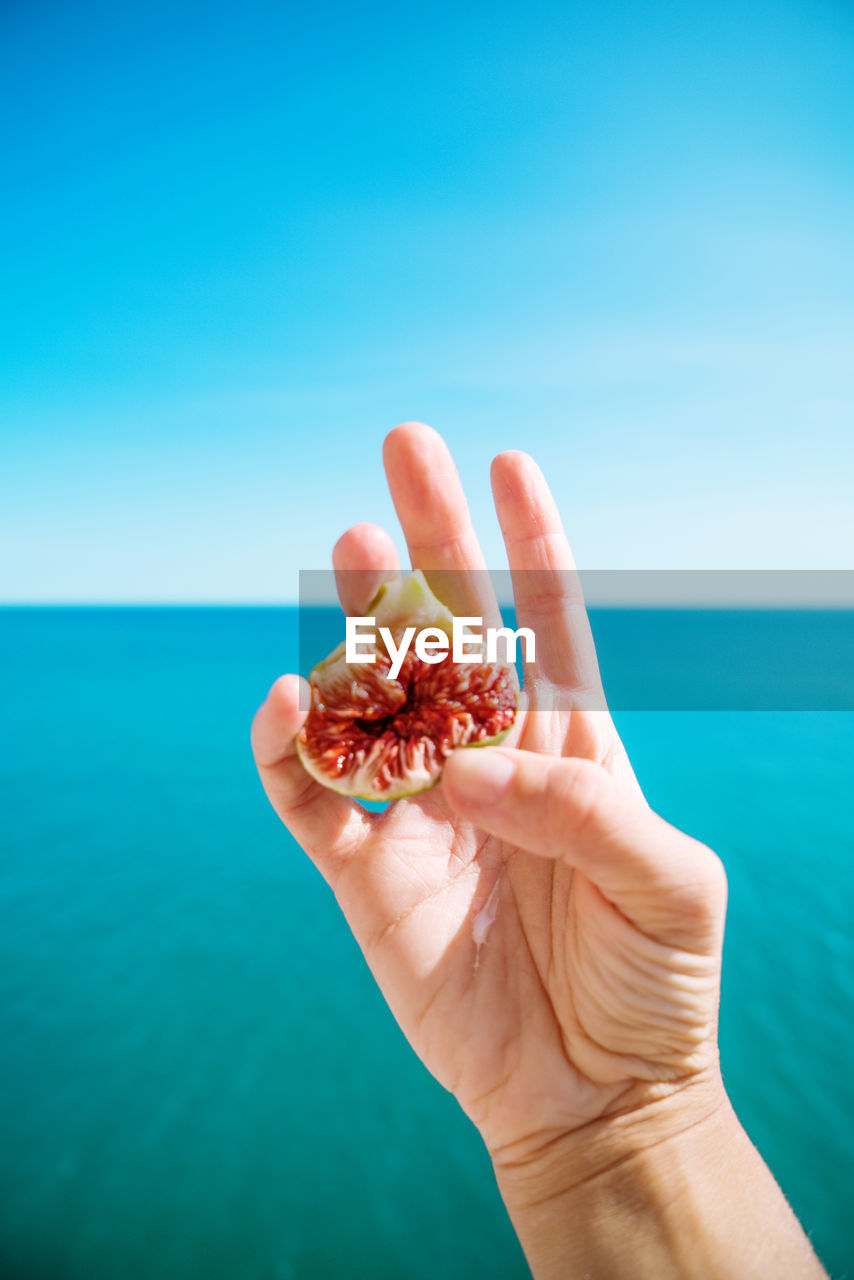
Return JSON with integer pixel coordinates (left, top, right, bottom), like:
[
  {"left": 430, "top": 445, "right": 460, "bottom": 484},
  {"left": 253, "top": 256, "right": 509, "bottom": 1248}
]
[{"left": 3, "top": 600, "right": 854, "bottom": 611}]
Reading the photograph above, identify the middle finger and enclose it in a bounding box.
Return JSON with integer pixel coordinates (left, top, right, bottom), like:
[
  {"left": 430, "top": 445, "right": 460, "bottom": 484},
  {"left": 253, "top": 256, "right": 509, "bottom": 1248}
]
[{"left": 382, "top": 421, "right": 502, "bottom": 629}]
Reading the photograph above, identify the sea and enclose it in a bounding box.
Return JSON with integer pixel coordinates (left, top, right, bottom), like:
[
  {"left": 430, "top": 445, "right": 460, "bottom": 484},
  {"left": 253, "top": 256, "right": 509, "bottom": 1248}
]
[{"left": 1, "top": 607, "right": 852, "bottom": 1279}]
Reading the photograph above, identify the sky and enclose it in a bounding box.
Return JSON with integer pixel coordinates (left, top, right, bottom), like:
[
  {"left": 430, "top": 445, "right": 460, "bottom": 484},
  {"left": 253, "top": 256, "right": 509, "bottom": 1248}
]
[{"left": 1, "top": 0, "right": 853, "bottom": 602}]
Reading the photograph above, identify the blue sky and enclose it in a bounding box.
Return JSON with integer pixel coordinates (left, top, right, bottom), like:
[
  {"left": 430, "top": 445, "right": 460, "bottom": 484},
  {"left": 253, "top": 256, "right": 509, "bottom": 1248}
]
[{"left": 2, "top": 0, "right": 853, "bottom": 601}]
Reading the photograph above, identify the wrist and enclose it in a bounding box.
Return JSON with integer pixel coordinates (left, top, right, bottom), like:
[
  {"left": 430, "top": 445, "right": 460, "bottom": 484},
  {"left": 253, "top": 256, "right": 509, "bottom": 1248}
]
[
  {"left": 490, "top": 1069, "right": 728, "bottom": 1218},
  {"left": 490, "top": 1071, "right": 826, "bottom": 1280}
]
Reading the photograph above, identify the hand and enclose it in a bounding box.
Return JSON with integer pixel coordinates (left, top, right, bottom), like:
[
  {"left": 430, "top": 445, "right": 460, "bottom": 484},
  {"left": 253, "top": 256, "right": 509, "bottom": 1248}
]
[
  {"left": 251, "top": 421, "right": 728, "bottom": 1163},
  {"left": 253, "top": 422, "right": 828, "bottom": 1277}
]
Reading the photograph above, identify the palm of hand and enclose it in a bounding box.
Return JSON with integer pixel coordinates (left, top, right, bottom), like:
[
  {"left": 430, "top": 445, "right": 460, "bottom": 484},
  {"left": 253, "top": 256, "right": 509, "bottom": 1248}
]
[{"left": 324, "top": 700, "right": 719, "bottom": 1159}]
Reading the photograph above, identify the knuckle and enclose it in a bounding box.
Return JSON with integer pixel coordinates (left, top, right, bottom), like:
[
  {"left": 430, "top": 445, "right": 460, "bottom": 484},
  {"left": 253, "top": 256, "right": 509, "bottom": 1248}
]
[
  {"left": 249, "top": 703, "right": 269, "bottom": 759},
  {"left": 251, "top": 675, "right": 302, "bottom": 767},
  {"left": 670, "top": 840, "right": 729, "bottom": 929},
  {"left": 702, "top": 847, "right": 729, "bottom": 910},
  {"left": 550, "top": 757, "right": 609, "bottom": 840}
]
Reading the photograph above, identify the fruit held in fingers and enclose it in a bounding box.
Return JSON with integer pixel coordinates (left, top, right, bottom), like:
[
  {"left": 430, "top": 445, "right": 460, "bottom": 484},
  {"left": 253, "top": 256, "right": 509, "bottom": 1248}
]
[{"left": 297, "top": 572, "right": 518, "bottom": 800}]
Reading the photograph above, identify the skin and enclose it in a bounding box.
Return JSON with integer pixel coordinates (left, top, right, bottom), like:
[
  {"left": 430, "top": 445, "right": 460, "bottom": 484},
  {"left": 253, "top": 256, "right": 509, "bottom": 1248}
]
[{"left": 252, "top": 422, "right": 827, "bottom": 1278}]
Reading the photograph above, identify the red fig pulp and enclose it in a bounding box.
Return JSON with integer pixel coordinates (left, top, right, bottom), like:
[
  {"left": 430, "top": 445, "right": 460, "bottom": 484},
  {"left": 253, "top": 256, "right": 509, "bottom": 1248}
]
[{"left": 296, "top": 573, "right": 518, "bottom": 800}]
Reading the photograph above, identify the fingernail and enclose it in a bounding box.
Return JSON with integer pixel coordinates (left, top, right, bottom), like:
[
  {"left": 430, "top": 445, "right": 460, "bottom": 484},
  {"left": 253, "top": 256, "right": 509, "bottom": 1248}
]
[{"left": 447, "top": 749, "right": 515, "bottom": 805}]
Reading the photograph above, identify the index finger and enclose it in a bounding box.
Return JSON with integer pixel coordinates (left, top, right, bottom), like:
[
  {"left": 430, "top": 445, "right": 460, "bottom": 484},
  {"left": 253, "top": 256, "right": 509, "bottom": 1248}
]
[{"left": 251, "top": 675, "right": 373, "bottom": 887}]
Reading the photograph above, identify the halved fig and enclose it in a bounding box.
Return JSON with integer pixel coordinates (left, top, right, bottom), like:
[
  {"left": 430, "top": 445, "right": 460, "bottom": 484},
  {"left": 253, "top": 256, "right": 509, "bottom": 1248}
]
[{"left": 296, "top": 571, "right": 518, "bottom": 800}]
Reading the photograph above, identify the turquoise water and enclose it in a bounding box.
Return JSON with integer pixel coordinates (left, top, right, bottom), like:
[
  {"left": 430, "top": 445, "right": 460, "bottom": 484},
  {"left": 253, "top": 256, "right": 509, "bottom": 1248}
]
[{"left": 1, "top": 608, "right": 852, "bottom": 1278}]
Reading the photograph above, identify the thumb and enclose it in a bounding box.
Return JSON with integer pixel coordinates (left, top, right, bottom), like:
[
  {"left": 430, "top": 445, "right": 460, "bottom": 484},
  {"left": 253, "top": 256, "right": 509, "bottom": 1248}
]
[{"left": 442, "top": 747, "right": 726, "bottom": 949}]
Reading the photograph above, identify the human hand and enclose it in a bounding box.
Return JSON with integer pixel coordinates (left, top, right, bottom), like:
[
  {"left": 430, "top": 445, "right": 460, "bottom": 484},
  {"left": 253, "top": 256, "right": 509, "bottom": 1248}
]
[
  {"left": 252, "top": 422, "right": 828, "bottom": 1278},
  {"left": 251, "top": 422, "right": 727, "bottom": 1163}
]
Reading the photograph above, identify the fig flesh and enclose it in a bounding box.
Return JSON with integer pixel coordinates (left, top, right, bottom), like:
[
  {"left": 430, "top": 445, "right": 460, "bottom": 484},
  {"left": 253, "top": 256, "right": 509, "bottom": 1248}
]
[{"left": 297, "top": 572, "right": 518, "bottom": 800}]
